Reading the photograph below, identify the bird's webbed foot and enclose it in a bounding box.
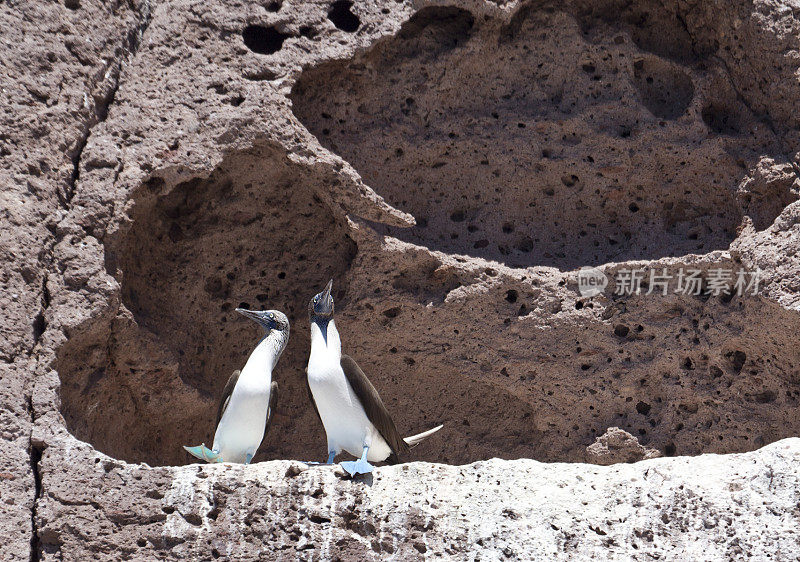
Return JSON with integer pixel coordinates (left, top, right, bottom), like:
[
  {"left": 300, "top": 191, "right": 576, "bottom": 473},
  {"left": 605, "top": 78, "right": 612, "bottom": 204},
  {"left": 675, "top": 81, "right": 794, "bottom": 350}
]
[
  {"left": 183, "top": 444, "right": 222, "bottom": 463},
  {"left": 340, "top": 446, "right": 374, "bottom": 476}
]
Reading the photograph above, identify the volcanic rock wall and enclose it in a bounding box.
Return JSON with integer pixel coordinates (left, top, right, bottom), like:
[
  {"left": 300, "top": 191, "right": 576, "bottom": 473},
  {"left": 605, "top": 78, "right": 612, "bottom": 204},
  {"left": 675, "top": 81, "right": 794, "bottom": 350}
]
[{"left": 3, "top": 0, "right": 800, "bottom": 559}]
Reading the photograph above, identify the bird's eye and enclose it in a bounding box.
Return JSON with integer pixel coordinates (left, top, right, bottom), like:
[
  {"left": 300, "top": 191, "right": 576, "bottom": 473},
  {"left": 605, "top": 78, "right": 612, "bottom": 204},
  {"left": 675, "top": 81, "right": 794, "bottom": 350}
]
[{"left": 269, "top": 313, "right": 274, "bottom": 319}]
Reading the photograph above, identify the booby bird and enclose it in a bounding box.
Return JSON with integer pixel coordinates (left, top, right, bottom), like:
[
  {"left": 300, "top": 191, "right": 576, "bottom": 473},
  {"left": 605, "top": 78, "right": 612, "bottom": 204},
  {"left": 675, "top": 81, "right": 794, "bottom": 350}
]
[
  {"left": 183, "top": 308, "right": 289, "bottom": 464},
  {"left": 305, "top": 280, "right": 443, "bottom": 476}
]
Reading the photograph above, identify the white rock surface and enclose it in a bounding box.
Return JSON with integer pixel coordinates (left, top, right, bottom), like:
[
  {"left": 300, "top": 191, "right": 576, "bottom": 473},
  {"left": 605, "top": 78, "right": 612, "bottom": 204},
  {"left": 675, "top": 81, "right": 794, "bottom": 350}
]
[{"left": 36, "top": 436, "right": 800, "bottom": 560}]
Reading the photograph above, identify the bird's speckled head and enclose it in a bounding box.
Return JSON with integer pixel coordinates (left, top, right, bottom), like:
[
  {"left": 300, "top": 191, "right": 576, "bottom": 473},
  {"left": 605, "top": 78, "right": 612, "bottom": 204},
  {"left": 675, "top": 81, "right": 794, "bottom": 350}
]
[
  {"left": 235, "top": 308, "right": 290, "bottom": 334},
  {"left": 309, "top": 279, "right": 334, "bottom": 321}
]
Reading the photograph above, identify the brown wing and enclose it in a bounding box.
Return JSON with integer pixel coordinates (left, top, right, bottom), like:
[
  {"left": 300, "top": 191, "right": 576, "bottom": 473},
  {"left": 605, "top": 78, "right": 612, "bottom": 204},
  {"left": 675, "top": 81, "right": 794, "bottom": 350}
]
[
  {"left": 263, "top": 381, "right": 279, "bottom": 438},
  {"left": 340, "top": 354, "right": 410, "bottom": 458},
  {"left": 215, "top": 369, "right": 241, "bottom": 428}
]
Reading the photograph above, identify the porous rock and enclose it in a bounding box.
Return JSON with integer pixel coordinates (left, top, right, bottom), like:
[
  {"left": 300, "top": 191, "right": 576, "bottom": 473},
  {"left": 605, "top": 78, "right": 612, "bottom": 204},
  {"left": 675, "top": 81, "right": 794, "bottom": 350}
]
[
  {"left": 3, "top": 0, "right": 800, "bottom": 559},
  {"left": 33, "top": 436, "right": 800, "bottom": 560},
  {"left": 586, "top": 426, "right": 662, "bottom": 465}
]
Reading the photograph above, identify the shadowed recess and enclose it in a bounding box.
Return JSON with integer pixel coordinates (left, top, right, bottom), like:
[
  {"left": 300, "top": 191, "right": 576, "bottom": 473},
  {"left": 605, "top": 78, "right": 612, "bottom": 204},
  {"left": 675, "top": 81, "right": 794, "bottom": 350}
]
[
  {"left": 328, "top": 0, "right": 360, "bottom": 33},
  {"left": 342, "top": 252, "right": 800, "bottom": 464},
  {"left": 291, "top": 5, "right": 788, "bottom": 270},
  {"left": 242, "top": 25, "right": 290, "bottom": 54},
  {"left": 56, "top": 143, "right": 357, "bottom": 466}
]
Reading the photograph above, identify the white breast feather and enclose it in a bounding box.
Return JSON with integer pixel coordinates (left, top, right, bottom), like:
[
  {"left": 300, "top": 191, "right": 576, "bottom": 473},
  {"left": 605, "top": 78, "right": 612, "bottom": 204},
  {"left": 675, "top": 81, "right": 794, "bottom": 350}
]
[
  {"left": 212, "top": 337, "right": 274, "bottom": 463},
  {"left": 307, "top": 320, "right": 392, "bottom": 461}
]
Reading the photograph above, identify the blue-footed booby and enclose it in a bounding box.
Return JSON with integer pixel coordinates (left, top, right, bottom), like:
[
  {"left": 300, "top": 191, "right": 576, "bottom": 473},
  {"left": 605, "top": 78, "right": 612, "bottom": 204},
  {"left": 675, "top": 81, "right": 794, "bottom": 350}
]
[
  {"left": 183, "top": 308, "right": 288, "bottom": 464},
  {"left": 304, "top": 280, "right": 443, "bottom": 476}
]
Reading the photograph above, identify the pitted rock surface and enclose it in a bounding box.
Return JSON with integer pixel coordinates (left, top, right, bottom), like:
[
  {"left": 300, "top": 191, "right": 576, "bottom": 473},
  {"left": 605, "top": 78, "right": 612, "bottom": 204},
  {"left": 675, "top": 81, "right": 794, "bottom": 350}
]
[
  {"left": 585, "top": 426, "right": 661, "bottom": 465},
  {"left": 34, "top": 438, "right": 800, "bottom": 560},
  {"left": 3, "top": 0, "right": 800, "bottom": 559}
]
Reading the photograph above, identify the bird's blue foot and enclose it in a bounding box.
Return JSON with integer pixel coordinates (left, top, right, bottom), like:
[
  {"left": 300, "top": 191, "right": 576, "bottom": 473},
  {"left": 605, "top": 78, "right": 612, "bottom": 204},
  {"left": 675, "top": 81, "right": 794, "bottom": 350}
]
[
  {"left": 340, "top": 458, "right": 375, "bottom": 476},
  {"left": 340, "top": 446, "right": 374, "bottom": 476},
  {"left": 183, "top": 444, "right": 222, "bottom": 463}
]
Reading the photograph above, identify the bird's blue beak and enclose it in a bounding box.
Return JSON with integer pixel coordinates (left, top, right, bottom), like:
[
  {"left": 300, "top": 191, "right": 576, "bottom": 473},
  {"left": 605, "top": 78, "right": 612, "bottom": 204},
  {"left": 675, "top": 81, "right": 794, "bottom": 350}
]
[
  {"left": 236, "top": 308, "right": 277, "bottom": 330},
  {"left": 312, "top": 279, "right": 334, "bottom": 316}
]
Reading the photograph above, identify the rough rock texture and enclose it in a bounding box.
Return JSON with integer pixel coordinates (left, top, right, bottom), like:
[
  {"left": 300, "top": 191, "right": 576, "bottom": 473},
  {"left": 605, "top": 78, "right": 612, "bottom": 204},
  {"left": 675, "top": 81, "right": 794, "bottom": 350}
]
[
  {"left": 291, "top": 4, "right": 785, "bottom": 269},
  {"left": 1, "top": 0, "right": 151, "bottom": 558},
  {"left": 33, "top": 437, "right": 800, "bottom": 560},
  {"left": 586, "top": 426, "right": 661, "bottom": 465},
  {"left": 2, "top": 0, "right": 800, "bottom": 559}
]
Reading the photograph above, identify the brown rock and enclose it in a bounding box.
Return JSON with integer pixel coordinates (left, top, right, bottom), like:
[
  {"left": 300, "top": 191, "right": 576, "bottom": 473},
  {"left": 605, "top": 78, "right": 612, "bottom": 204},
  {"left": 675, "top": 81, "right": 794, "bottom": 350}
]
[
  {"left": 586, "top": 426, "right": 662, "bottom": 465},
  {"left": 3, "top": 0, "right": 800, "bottom": 559}
]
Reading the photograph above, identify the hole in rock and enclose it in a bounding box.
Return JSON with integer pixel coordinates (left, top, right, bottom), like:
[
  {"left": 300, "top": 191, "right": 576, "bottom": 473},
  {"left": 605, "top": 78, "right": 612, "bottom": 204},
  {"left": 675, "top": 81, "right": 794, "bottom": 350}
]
[
  {"left": 56, "top": 142, "right": 357, "bottom": 466},
  {"left": 575, "top": 0, "right": 700, "bottom": 62},
  {"left": 631, "top": 57, "right": 694, "bottom": 120},
  {"left": 291, "top": 5, "right": 788, "bottom": 270},
  {"left": 299, "top": 26, "right": 316, "bottom": 39},
  {"left": 327, "top": 0, "right": 360, "bottom": 32},
  {"left": 701, "top": 103, "right": 740, "bottom": 135},
  {"left": 242, "top": 25, "right": 290, "bottom": 55}
]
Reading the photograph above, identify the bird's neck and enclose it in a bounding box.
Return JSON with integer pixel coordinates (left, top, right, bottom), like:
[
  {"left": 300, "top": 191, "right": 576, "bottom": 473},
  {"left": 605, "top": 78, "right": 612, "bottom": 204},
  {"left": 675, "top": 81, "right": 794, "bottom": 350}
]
[
  {"left": 309, "top": 318, "right": 341, "bottom": 363},
  {"left": 249, "top": 329, "right": 289, "bottom": 373}
]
